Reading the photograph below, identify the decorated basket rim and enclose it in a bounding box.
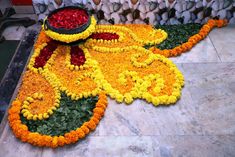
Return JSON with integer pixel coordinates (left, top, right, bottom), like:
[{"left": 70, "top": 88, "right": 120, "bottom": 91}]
[{"left": 44, "top": 6, "right": 91, "bottom": 35}]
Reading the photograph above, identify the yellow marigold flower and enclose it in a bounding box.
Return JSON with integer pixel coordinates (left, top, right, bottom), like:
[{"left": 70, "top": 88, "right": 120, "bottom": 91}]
[
  {"left": 33, "top": 115, "right": 38, "bottom": 121},
  {"left": 26, "top": 114, "right": 33, "bottom": 120},
  {"left": 38, "top": 114, "right": 43, "bottom": 120}
]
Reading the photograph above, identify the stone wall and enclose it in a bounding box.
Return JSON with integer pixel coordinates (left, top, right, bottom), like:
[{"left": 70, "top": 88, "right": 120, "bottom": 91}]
[{"left": 33, "top": 0, "right": 235, "bottom": 24}]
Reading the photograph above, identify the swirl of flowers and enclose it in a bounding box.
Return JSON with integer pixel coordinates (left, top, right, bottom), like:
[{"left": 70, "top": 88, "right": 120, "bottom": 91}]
[{"left": 8, "top": 92, "right": 107, "bottom": 148}]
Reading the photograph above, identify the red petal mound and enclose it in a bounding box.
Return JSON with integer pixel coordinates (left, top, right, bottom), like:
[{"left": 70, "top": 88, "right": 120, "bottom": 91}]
[
  {"left": 70, "top": 46, "right": 86, "bottom": 66},
  {"left": 34, "top": 40, "right": 58, "bottom": 68},
  {"left": 90, "top": 32, "right": 119, "bottom": 40},
  {"left": 48, "top": 8, "right": 89, "bottom": 29}
]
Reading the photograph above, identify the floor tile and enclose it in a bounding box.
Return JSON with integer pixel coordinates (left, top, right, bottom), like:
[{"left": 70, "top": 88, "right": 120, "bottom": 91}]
[
  {"left": 0, "top": 124, "right": 42, "bottom": 157},
  {"left": 42, "top": 136, "right": 153, "bottom": 157},
  {"left": 209, "top": 26, "right": 235, "bottom": 62},
  {"left": 152, "top": 135, "right": 235, "bottom": 157},
  {"left": 178, "top": 63, "right": 235, "bottom": 135}
]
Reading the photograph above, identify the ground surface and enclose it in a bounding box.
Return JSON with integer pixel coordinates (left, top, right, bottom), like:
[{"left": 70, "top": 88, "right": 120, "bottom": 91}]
[{"left": 0, "top": 14, "right": 234, "bottom": 157}]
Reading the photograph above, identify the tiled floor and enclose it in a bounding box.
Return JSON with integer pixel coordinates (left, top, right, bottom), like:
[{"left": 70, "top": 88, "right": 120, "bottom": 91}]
[{"left": 0, "top": 19, "right": 235, "bottom": 157}]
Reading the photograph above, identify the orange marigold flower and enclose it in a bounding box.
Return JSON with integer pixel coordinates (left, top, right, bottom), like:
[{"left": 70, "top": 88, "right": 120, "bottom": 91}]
[
  {"left": 208, "top": 19, "right": 216, "bottom": 26},
  {"left": 91, "top": 117, "right": 99, "bottom": 125},
  {"left": 96, "top": 103, "right": 106, "bottom": 110},
  {"left": 8, "top": 114, "right": 20, "bottom": 122},
  {"left": 12, "top": 100, "right": 21, "bottom": 107},
  {"left": 84, "top": 121, "right": 97, "bottom": 130},
  {"left": 80, "top": 125, "right": 90, "bottom": 135},
  {"left": 185, "top": 42, "right": 193, "bottom": 49},
  {"left": 170, "top": 49, "right": 178, "bottom": 56},
  {"left": 58, "top": 136, "right": 66, "bottom": 146},
  {"left": 20, "top": 131, "right": 29, "bottom": 142},
  {"left": 217, "top": 19, "right": 227, "bottom": 27},
  {"left": 93, "top": 107, "right": 104, "bottom": 115},
  {"left": 93, "top": 113, "right": 102, "bottom": 120},
  {"left": 8, "top": 107, "right": 20, "bottom": 114},
  {"left": 51, "top": 136, "right": 59, "bottom": 148},
  {"left": 76, "top": 128, "right": 86, "bottom": 139}
]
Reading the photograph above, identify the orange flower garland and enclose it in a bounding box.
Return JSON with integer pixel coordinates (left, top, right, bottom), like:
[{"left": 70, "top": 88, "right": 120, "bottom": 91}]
[
  {"left": 149, "top": 19, "right": 228, "bottom": 57},
  {"left": 8, "top": 92, "right": 107, "bottom": 148}
]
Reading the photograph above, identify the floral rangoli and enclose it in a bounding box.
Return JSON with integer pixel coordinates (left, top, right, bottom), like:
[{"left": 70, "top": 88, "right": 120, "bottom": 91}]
[{"left": 8, "top": 6, "right": 228, "bottom": 148}]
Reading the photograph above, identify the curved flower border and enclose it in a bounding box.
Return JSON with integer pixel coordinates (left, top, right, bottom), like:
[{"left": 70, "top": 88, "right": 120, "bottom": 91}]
[
  {"left": 149, "top": 19, "right": 228, "bottom": 57},
  {"left": 43, "top": 16, "right": 97, "bottom": 43},
  {"left": 21, "top": 92, "right": 59, "bottom": 121},
  {"left": 18, "top": 68, "right": 61, "bottom": 120},
  {"left": 8, "top": 92, "right": 107, "bottom": 148}
]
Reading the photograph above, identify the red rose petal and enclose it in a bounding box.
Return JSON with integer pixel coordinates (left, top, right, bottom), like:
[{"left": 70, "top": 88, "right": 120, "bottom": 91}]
[
  {"left": 70, "top": 46, "right": 86, "bottom": 66},
  {"left": 48, "top": 8, "right": 89, "bottom": 29},
  {"left": 90, "top": 32, "right": 119, "bottom": 40},
  {"left": 34, "top": 40, "right": 58, "bottom": 68}
]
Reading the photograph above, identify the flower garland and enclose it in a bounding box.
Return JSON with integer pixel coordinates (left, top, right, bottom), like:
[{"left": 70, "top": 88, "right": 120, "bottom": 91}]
[
  {"left": 8, "top": 92, "right": 107, "bottom": 148},
  {"left": 43, "top": 16, "right": 97, "bottom": 43},
  {"left": 149, "top": 19, "right": 228, "bottom": 57}
]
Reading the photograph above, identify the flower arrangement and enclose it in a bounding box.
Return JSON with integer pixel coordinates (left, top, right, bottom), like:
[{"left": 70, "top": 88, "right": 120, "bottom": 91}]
[{"left": 7, "top": 6, "right": 227, "bottom": 148}]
